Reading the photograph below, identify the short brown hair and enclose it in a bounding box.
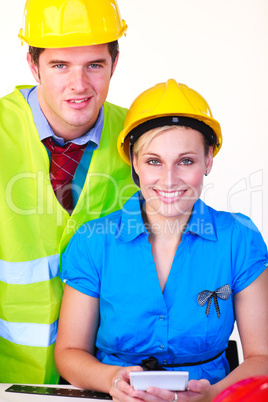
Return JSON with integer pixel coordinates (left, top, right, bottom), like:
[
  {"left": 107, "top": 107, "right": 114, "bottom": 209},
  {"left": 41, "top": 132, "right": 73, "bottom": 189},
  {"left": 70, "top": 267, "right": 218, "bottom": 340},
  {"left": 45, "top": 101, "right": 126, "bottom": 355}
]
[
  {"left": 107, "top": 40, "right": 119, "bottom": 64},
  {"left": 28, "top": 47, "right": 45, "bottom": 68},
  {"left": 28, "top": 40, "right": 119, "bottom": 67}
]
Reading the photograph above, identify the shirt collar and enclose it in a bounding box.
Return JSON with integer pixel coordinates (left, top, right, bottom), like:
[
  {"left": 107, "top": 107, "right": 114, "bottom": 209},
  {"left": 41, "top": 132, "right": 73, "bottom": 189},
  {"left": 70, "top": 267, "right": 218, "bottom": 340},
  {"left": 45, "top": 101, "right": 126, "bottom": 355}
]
[
  {"left": 119, "top": 191, "right": 217, "bottom": 243},
  {"left": 118, "top": 191, "right": 149, "bottom": 243},
  {"left": 118, "top": 195, "right": 217, "bottom": 243},
  {"left": 183, "top": 198, "right": 217, "bottom": 241},
  {"left": 20, "top": 86, "right": 103, "bottom": 147}
]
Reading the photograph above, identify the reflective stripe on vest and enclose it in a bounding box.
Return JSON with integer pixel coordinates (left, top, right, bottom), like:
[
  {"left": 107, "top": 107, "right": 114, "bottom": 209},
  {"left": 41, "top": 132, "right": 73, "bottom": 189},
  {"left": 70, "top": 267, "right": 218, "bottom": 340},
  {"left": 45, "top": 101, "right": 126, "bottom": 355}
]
[
  {"left": 0, "top": 255, "right": 60, "bottom": 347},
  {"left": 0, "top": 254, "right": 59, "bottom": 284},
  {"left": 0, "top": 318, "right": 57, "bottom": 347}
]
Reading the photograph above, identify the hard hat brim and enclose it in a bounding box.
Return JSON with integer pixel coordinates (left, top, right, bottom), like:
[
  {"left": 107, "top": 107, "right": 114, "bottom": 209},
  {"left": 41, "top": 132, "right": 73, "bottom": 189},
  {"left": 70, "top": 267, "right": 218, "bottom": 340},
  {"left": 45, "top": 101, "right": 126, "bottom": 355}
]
[{"left": 118, "top": 113, "right": 222, "bottom": 165}]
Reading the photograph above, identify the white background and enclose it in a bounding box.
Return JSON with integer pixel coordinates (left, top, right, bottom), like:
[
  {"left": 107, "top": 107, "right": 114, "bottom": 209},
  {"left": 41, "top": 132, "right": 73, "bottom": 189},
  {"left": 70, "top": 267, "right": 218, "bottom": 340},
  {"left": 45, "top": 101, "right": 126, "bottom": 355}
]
[{"left": 1, "top": 0, "right": 268, "bottom": 364}]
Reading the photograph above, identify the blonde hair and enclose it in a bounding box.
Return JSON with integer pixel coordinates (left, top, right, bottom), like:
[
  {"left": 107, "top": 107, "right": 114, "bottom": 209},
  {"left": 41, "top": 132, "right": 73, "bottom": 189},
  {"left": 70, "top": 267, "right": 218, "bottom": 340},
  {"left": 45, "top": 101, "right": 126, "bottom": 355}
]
[
  {"left": 133, "top": 125, "right": 190, "bottom": 156},
  {"left": 132, "top": 124, "right": 211, "bottom": 158}
]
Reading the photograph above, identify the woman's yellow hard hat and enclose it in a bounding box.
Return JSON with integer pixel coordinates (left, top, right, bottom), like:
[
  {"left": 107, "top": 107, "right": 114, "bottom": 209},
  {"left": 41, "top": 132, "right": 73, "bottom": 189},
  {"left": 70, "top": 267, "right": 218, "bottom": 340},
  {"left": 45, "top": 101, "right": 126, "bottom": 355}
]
[
  {"left": 118, "top": 79, "right": 222, "bottom": 165},
  {"left": 18, "top": 0, "right": 127, "bottom": 48}
]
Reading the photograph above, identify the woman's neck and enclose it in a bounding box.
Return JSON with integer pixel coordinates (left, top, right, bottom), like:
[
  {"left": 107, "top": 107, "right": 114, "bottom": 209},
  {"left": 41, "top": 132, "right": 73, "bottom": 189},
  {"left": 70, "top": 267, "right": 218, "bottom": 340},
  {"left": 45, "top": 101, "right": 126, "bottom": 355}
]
[
  {"left": 143, "top": 206, "right": 193, "bottom": 243},
  {"left": 142, "top": 206, "right": 193, "bottom": 293}
]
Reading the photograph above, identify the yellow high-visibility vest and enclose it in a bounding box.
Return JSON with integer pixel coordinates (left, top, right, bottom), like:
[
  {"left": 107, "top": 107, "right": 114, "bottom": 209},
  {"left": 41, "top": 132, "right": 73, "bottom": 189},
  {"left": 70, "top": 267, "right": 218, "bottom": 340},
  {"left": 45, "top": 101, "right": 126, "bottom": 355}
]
[{"left": 0, "top": 86, "right": 137, "bottom": 383}]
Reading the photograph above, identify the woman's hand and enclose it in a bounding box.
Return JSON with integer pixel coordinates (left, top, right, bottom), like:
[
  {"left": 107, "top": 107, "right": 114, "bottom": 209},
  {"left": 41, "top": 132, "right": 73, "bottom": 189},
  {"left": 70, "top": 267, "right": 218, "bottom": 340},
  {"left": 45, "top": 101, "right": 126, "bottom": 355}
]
[
  {"left": 131, "top": 379, "right": 212, "bottom": 402},
  {"left": 110, "top": 366, "right": 145, "bottom": 402}
]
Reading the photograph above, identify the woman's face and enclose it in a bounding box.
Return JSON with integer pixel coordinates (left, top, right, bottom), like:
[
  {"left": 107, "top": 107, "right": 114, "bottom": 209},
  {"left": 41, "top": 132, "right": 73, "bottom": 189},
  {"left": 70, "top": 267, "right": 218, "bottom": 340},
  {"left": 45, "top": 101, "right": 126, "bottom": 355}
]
[{"left": 133, "top": 127, "right": 213, "bottom": 221}]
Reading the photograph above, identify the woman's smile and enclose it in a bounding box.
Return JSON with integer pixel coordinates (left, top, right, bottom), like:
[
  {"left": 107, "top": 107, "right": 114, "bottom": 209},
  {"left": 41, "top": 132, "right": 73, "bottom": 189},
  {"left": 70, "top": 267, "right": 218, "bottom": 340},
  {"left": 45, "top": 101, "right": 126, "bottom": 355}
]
[{"left": 153, "top": 188, "right": 187, "bottom": 203}]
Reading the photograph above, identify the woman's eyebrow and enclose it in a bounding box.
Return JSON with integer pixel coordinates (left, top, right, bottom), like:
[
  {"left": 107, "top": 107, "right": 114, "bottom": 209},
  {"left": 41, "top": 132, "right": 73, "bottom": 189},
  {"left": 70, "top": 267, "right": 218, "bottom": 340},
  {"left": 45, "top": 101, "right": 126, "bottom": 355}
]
[{"left": 142, "top": 151, "right": 198, "bottom": 157}]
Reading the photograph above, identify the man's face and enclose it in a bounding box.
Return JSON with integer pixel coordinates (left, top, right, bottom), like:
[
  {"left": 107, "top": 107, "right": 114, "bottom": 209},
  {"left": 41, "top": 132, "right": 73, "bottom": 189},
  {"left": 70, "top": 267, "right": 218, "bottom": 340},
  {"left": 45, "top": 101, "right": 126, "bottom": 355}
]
[{"left": 27, "top": 44, "right": 118, "bottom": 141}]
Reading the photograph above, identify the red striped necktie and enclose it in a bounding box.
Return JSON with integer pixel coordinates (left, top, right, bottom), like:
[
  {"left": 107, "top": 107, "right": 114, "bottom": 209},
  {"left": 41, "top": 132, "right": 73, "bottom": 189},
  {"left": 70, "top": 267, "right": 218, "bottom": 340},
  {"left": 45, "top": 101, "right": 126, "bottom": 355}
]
[{"left": 42, "top": 137, "right": 87, "bottom": 214}]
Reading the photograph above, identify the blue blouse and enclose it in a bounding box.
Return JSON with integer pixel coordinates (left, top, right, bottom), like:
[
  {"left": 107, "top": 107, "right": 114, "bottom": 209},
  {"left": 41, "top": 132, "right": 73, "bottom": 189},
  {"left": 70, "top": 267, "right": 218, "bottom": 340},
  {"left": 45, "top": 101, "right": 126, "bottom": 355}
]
[{"left": 61, "top": 192, "right": 268, "bottom": 384}]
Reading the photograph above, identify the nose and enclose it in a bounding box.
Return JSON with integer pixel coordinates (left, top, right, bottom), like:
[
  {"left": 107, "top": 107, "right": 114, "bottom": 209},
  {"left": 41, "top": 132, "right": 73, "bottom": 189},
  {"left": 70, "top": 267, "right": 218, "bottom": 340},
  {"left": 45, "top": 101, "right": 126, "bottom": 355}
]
[
  {"left": 69, "top": 68, "right": 89, "bottom": 93},
  {"left": 161, "top": 166, "right": 179, "bottom": 188}
]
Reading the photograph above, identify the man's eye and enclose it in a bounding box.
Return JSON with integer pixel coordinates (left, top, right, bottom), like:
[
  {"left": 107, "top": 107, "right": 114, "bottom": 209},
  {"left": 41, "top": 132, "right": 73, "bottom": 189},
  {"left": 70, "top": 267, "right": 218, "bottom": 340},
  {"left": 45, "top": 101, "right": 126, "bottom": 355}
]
[
  {"left": 89, "top": 64, "right": 100, "bottom": 69},
  {"left": 54, "top": 64, "right": 66, "bottom": 69}
]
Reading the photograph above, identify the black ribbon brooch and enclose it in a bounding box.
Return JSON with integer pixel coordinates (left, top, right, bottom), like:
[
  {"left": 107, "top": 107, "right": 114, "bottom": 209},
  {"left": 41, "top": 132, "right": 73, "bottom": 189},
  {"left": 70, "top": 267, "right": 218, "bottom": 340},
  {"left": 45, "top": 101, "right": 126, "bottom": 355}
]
[{"left": 197, "top": 284, "right": 231, "bottom": 318}]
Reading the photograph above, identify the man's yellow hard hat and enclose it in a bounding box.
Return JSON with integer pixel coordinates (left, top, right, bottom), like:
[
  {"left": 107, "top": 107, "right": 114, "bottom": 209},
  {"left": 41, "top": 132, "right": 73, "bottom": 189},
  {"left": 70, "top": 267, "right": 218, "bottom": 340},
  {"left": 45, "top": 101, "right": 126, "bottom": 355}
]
[
  {"left": 118, "top": 79, "right": 222, "bottom": 165},
  {"left": 18, "top": 0, "right": 127, "bottom": 48}
]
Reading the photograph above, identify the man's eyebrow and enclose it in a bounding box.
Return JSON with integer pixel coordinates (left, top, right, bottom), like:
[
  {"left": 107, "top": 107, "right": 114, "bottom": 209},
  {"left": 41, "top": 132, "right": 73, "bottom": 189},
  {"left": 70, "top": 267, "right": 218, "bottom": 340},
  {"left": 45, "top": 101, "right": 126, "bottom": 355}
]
[
  {"left": 47, "top": 58, "right": 108, "bottom": 65},
  {"left": 87, "top": 59, "right": 108, "bottom": 64},
  {"left": 47, "top": 59, "right": 67, "bottom": 66}
]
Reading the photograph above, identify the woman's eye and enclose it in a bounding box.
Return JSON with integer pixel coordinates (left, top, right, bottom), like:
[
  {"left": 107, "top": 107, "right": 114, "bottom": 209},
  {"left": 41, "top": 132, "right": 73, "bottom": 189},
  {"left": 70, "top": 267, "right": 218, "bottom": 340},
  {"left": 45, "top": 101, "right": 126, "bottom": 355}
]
[
  {"left": 148, "top": 159, "right": 161, "bottom": 165},
  {"left": 180, "top": 159, "right": 192, "bottom": 165}
]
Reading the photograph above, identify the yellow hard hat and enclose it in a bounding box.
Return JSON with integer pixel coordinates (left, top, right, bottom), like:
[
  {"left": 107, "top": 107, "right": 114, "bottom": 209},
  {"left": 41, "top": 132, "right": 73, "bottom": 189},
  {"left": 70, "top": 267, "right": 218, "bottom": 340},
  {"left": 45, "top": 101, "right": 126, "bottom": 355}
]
[
  {"left": 118, "top": 79, "right": 222, "bottom": 165},
  {"left": 18, "top": 0, "right": 127, "bottom": 48}
]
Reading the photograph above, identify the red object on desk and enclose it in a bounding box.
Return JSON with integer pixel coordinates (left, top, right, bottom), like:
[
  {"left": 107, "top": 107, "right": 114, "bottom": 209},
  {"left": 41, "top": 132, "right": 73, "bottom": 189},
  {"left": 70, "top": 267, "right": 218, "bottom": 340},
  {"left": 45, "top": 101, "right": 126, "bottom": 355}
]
[{"left": 212, "top": 376, "right": 268, "bottom": 401}]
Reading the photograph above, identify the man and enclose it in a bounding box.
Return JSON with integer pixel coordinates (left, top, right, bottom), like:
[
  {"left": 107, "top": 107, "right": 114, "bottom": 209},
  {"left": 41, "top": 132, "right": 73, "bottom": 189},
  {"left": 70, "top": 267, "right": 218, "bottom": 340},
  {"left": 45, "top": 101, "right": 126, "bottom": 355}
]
[{"left": 0, "top": 0, "right": 136, "bottom": 384}]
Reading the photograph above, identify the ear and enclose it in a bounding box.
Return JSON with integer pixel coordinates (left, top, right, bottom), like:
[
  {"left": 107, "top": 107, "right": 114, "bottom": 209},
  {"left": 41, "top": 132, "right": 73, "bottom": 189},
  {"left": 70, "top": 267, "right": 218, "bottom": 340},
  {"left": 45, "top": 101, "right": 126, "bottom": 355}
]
[
  {"left": 27, "top": 52, "right": 40, "bottom": 84},
  {"left": 111, "top": 52, "right": 119, "bottom": 77},
  {"left": 205, "top": 146, "right": 214, "bottom": 175},
  {"left": 132, "top": 153, "right": 139, "bottom": 176}
]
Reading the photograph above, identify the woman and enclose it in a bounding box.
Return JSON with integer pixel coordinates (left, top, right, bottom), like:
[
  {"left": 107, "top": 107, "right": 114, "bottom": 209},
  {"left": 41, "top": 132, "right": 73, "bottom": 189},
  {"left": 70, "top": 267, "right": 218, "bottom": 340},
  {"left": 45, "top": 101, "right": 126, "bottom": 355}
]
[{"left": 55, "top": 80, "right": 268, "bottom": 401}]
